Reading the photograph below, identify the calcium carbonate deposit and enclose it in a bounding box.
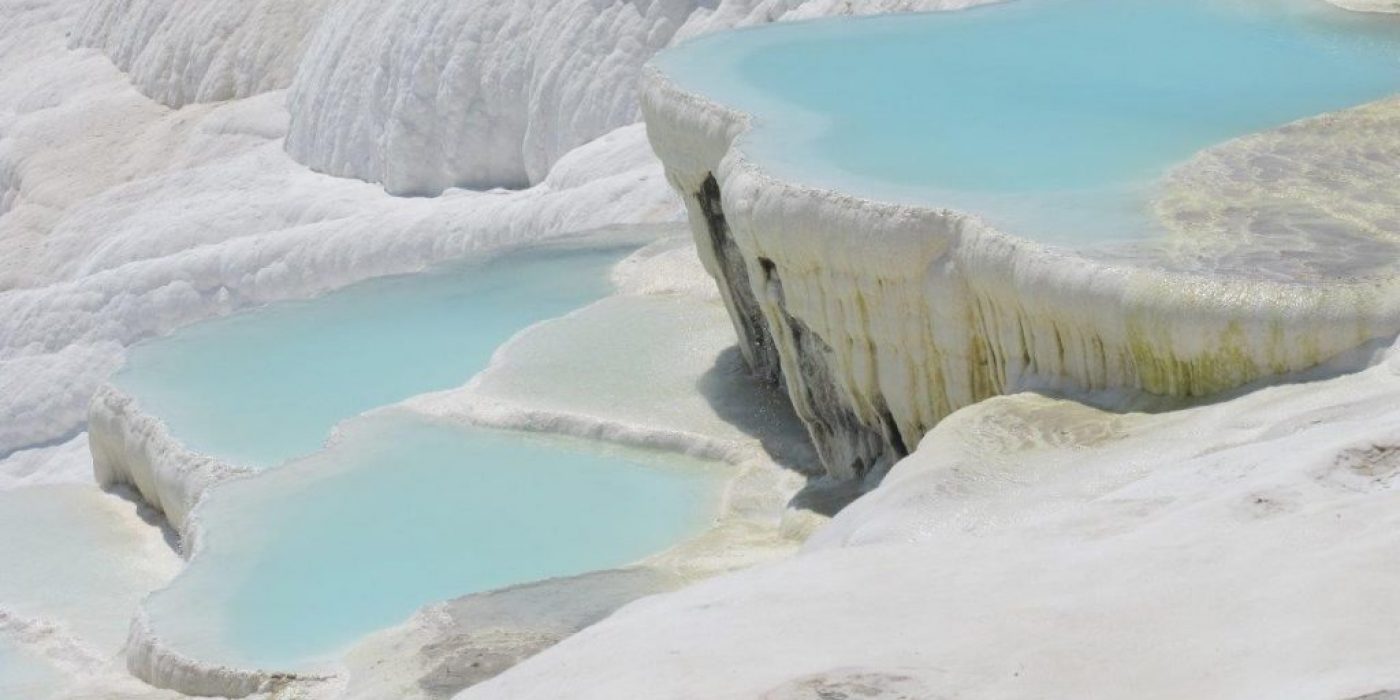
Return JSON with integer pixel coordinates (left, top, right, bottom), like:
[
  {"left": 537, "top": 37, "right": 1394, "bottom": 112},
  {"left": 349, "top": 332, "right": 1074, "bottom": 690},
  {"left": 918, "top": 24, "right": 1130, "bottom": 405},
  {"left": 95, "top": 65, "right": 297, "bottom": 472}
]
[
  {"left": 645, "top": 0, "right": 1400, "bottom": 480},
  {"left": 2, "top": 0, "right": 1399, "bottom": 697}
]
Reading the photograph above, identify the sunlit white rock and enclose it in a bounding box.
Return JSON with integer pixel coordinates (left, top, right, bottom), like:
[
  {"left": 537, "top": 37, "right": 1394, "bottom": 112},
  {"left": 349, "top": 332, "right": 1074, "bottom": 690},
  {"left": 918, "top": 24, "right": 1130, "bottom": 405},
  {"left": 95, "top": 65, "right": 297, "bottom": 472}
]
[{"left": 461, "top": 341, "right": 1400, "bottom": 699}]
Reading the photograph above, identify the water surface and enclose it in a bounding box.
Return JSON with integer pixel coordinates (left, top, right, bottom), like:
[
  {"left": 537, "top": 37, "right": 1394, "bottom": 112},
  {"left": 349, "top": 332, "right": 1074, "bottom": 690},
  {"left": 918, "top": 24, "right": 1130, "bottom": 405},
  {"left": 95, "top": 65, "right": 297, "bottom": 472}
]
[
  {"left": 116, "top": 246, "right": 628, "bottom": 468},
  {"left": 655, "top": 0, "right": 1400, "bottom": 244},
  {"left": 145, "top": 414, "right": 720, "bottom": 669}
]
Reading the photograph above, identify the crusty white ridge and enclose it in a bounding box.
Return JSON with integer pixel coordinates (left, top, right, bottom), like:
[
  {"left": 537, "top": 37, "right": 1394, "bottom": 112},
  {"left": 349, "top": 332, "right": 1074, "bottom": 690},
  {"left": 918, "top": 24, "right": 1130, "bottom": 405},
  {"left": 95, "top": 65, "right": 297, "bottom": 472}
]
[
  {"left": 71, "top": 0, "right": 334, "bottom": 108},
  {"left": 282, "top": 0, "right": 697, "bottom": 194},
  {"left": 640, "top": 65, "right": 1400, "bottom": 481},
  {"left": 125, "top": 608, "right": 332, "bottom": 698},
  {"left": 87, "top": 384, "right": 249, "bottom": 541}
]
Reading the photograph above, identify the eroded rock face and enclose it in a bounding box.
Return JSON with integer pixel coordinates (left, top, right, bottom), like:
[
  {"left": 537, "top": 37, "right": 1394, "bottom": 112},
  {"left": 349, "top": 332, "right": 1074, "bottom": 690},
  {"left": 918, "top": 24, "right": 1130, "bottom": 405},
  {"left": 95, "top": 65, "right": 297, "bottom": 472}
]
[
  {"left": 697, "top": 175, "right": 784, "bottom": 385},
  {"left": 761, "top": 259, "right": 905, "bottom": 481},
  {"left": 689, "top": 172, "right": 914, "bottom": 482}
]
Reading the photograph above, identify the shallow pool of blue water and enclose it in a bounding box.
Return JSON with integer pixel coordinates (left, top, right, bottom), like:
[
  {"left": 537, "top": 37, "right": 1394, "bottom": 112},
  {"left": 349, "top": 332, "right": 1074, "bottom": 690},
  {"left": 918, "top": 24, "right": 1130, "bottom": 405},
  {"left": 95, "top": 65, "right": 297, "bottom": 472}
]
[
  {"left": 0, "top": 637, "right": 61, "bottom": 698},
  {"left": 123, "top": 241, "right": 726, "bottom": 670},
  {"left": 115, "top": 245, "right": 628, "bottom": 469},
  {"left": 655, "top": 0, "right": 1400, "bottom": 244},
  {"left": 145, "top": 414, "right": 721, "bottom": 670}
]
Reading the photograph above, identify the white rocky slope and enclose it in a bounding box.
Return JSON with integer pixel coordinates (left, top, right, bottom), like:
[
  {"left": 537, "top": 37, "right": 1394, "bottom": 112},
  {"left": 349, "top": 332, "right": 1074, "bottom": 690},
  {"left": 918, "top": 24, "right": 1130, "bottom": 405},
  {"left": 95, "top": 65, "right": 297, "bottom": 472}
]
[
  {"left": 4, "top": 0, "right": 1398, "bottom": 697},
  {"left": 463, "top": 341, "right": 1400, "bottom": 699},
  {"left": 70, "top": 0, "right": 336, "bottom": 109}
]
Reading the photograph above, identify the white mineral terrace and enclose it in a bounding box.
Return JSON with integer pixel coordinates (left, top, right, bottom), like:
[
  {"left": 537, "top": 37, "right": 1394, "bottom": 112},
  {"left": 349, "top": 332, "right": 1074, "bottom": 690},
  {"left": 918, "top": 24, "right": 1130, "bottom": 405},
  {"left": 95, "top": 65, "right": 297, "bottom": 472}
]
[
  {"left": 642, "top": 0, "right": 1400, "bottom": 480},
  {"left": 4, "top": 0, "right": 1400, "bottom": 697}
]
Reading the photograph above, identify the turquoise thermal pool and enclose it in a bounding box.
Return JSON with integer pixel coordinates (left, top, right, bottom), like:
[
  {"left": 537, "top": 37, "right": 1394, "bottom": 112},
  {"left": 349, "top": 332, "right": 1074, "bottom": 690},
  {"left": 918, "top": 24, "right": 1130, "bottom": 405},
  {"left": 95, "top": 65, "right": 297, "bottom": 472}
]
[
  {"left": 119, "top": 241, "right": 726, "bottom": 670},
  {"left": 653, "top": 0, "right": 1400, "bottom": 245},
  {"left": 114, "top": 246, "right": 626, "bottom": 469},
  {"left": 143, "top": 414, "right": 720, "bottom": 670}
]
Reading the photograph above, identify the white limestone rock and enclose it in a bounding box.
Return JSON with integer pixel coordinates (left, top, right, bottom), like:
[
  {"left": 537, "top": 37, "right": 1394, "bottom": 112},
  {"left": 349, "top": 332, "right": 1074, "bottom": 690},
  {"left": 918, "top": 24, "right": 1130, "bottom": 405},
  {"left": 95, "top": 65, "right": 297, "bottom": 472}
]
[{"left": 71, "top": 0, "right": 336, "bottom": 108}]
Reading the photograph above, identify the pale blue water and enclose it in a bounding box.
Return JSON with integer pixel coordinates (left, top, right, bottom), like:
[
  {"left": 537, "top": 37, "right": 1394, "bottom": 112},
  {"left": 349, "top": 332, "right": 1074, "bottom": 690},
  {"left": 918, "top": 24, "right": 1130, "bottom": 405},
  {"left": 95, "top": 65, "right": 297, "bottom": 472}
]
[
  {"left": 115, "top": 246, "right": 627, "bottom": 468},
  {"left": 0, "top": 639, "right": 61, "bottom": 698},
  {"left": 655, "top": 0, "right": 1400, "bottom": 244},
  {"left": 145, "top": 414, "right": 720, "bottom": 670},
  {"left": 123, "top": 242, "right": 724, "bottom": 670}
]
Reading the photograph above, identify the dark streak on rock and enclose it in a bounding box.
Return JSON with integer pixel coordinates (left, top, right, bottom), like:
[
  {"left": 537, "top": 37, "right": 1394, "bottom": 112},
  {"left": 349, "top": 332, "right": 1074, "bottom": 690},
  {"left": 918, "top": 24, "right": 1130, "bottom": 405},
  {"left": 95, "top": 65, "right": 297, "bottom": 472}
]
[
  {"left": 698, "top": 175, "right": 782, "bottom": 384},
  {"left": 698, "top": 175, "right": 904, "bottom": 482}
]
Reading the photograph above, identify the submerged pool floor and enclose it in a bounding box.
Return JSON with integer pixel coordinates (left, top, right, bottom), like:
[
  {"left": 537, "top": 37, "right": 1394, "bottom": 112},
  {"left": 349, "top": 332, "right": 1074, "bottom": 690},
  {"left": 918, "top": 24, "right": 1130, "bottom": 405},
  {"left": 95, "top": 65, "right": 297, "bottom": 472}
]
[{"left": 655, "top": 0, "right": 1400, "bottom": 245}]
